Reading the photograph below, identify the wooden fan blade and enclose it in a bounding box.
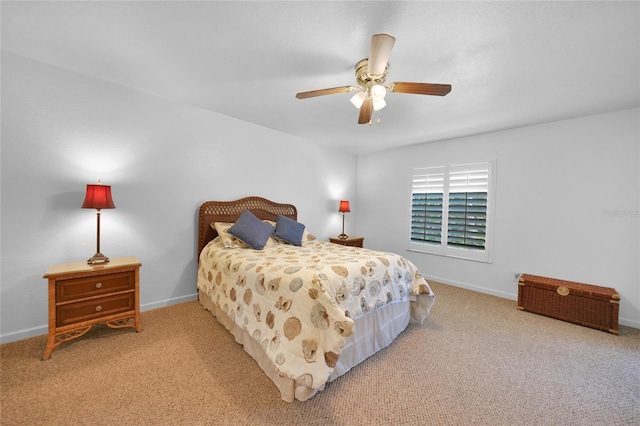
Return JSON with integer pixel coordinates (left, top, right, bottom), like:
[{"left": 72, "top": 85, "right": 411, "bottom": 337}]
[
  {"left": 368, "top": 33, "right": 395, "bottom": 76},
  {"left": 295, "top": 86, "right": 353, "bottom": 99},
  {"left": 358, "top": 98, "right": 373, "bottom": 124},
  {"left": 389, "top": 82, "right": 452, "bottom": 96}
]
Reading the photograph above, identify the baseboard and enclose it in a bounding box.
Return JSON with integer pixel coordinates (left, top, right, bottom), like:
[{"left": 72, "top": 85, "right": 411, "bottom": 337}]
[
  {"left": 3, "top": 285, "right": 636, "bottom": 345},
  {"left": 424, "top": 274, "right": 639, "bottom": 330},
  {"left": 0, "top": 324, "right": 49, "bottom": 346},
  {"left": 140, "top": 293, "right": 198, "bottom": 311},
  {"left": 620, "top": 318, "right": 640, "bottom": 329},
  {"left": 424, "top": 274, "right": 518, "bottom": 301},
  {"left": 0, "top": 293, "right": 199, "bottom": 345}
]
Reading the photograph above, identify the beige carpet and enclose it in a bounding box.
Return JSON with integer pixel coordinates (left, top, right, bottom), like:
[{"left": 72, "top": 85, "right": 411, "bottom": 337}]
[{"left": 2, "top": 282, "right": 639, "bottom": 425}]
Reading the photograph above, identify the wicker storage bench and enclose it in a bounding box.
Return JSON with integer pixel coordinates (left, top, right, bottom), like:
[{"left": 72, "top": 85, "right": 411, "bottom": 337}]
[{"left": 517, "top": 273, "right": 620, "bottom": 334}]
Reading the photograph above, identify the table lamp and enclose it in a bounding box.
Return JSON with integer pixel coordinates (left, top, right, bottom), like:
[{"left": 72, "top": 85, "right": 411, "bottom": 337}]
[
  {"left": 82, "top": 180, "right": 116, "bottom": 265},
  {"left": 338, "top": 200, "right": 350, "bottom": 239}
]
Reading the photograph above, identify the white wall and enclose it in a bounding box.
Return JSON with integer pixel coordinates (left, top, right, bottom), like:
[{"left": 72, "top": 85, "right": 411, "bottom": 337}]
[
  {"left": 356, "top": 108, "right": 640, "bottom": 328},
  {"left": 0, "top": 52, "right": 357, "bottom": 343},
  {"left": 2, "top": 52, "right": 638, "bottom": 344}
]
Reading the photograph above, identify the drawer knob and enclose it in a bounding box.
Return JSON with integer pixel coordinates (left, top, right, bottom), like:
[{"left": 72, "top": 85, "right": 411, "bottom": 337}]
[
  {"left": 557, "top": 286, "right": 570, "bottom": 296},
  {"left": 95, "top": 305, "right": 102, "bottom": 312},
  {"left": 95, "top": 282, "right": 102, "bottom": 289}
]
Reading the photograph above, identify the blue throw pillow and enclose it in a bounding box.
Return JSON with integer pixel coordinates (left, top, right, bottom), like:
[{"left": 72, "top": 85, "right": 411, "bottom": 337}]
[
  {"left": 274, "top": 214, "right": 305, "bottom": 246},
  {"left": 228, "top": 211, "right": 275, "bottom": 249}
]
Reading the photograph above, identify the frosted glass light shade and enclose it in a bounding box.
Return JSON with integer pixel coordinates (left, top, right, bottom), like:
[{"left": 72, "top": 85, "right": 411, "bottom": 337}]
[
  {"left": 350, "top": 91, "right": 365, "bottom": 109},
  {"left": 370, "top": 84, "right": 386, "bottom": 100},
  {"left": 373, "top": 98, "right": 386, "bottom": 111}
]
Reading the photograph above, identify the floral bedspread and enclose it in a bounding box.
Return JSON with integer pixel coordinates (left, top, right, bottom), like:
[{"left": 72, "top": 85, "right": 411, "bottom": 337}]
[{"left": 197, "top": 236, "right": 435, "bottom": 391}]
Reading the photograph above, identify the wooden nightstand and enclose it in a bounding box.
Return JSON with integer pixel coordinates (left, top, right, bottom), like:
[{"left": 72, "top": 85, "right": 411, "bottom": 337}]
[
  {"left": 42, "top": 256, "right": 142, "bottom": 360},
  {"left": 329, "top": 236, "right": 364, "bottom": 248}
]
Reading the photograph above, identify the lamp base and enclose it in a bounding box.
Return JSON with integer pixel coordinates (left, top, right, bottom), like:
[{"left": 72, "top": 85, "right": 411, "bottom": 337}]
[
  {"left": 87, "top": 253, "right": 110, "bottom": 265},
  {"left": 338, "top": 233, "right": 348, "bottom": 239}
]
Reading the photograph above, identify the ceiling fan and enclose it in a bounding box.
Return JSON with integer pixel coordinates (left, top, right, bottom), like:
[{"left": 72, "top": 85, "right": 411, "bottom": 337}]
[{"left": 295, "top": 33, "right": 452, "bottom": 125}]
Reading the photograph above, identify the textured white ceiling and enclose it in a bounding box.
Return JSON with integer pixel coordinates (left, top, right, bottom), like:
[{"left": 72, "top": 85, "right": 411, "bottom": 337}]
[{"left": 2, "top": 1, "right": 639, "bottom": 154}]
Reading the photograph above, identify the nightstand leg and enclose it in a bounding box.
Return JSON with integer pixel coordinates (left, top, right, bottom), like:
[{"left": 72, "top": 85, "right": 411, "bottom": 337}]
[
  {"left": 42, "top": 337, "right": 56, "bottom": 361},
  {"left": 42, "top": 326, "right": 92, "bottom": 360}
]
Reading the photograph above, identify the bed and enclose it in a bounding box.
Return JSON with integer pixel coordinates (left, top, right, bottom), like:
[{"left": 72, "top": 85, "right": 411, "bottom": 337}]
[{"left": 196, "top": 197, "right": 435, "bottom": 402}]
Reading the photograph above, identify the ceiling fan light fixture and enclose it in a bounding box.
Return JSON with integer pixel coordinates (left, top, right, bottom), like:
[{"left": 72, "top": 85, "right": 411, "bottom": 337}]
[
  {"left": 372, "top": 98, "right": 386, "bottom": 111},
  {"left": 350, "top": 91, "right": 366, "bottom": 109},
  {"left": 370, "top": 84, "right": 386, "bottom": 100}
]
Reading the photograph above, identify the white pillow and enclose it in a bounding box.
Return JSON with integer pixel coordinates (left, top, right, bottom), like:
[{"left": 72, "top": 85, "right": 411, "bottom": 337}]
[
  {"left": 213, "top": 222, "right": 249, "bottom": 248},
  {"left": 301, "top": 230, "right": 316, "bottom": 245}
]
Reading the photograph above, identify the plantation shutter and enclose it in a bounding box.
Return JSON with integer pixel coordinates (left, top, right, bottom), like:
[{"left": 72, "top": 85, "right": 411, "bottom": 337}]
[
  {"left": 411, "top": 167, "right": 445, "bottom": 245},
  {"left": 447, "top": 164, "right": 489, "bottom": 250}
]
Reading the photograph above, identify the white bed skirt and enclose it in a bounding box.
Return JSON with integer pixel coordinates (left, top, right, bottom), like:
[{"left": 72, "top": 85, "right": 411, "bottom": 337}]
[{"left": 198, "top": 292, "right": 411, "bottom": 402}]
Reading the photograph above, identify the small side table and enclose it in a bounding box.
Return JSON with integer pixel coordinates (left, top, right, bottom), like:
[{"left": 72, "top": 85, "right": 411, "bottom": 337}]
[
  {"left": 329, "top": 236, "right": 364, "bottom": 248},
  {"left": 43, "top": 256, "right": 142, "bottom": 360}
]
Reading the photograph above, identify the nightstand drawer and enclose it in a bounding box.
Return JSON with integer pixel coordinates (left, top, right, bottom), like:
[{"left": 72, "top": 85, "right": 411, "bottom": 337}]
[
  {"left": 57, "top": 271, "right": 135, "bottom": 302},
  {"left": 56, "top": 292, "right": 135, "bottom": 327}
]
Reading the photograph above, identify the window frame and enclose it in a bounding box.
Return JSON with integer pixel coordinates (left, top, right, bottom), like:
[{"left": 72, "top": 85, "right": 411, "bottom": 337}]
[{"left": 408, "top": 160, "right": 496, "bottom": 263}]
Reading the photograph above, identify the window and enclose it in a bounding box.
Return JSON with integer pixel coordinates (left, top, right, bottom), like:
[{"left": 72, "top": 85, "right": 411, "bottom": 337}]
[
  {"left": 410, "top": 161, "right": 495, "bottom": 262},
  {"left": 411, "top": 166, "right": 445, "bottom": 245}
]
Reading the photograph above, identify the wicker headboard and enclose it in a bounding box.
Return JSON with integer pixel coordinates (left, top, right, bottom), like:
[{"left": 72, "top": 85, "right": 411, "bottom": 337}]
[{"left": 197, "top": 196, "right": 297, "bottom": 255}]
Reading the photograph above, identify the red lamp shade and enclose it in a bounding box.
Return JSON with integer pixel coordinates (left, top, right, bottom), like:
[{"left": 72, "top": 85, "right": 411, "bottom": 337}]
[
  {"left": 338, "top": 200, "right": 351, "bottom": 213},
  {"left": 82, "top": 184, "right": 116, "bottom": 210}
]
